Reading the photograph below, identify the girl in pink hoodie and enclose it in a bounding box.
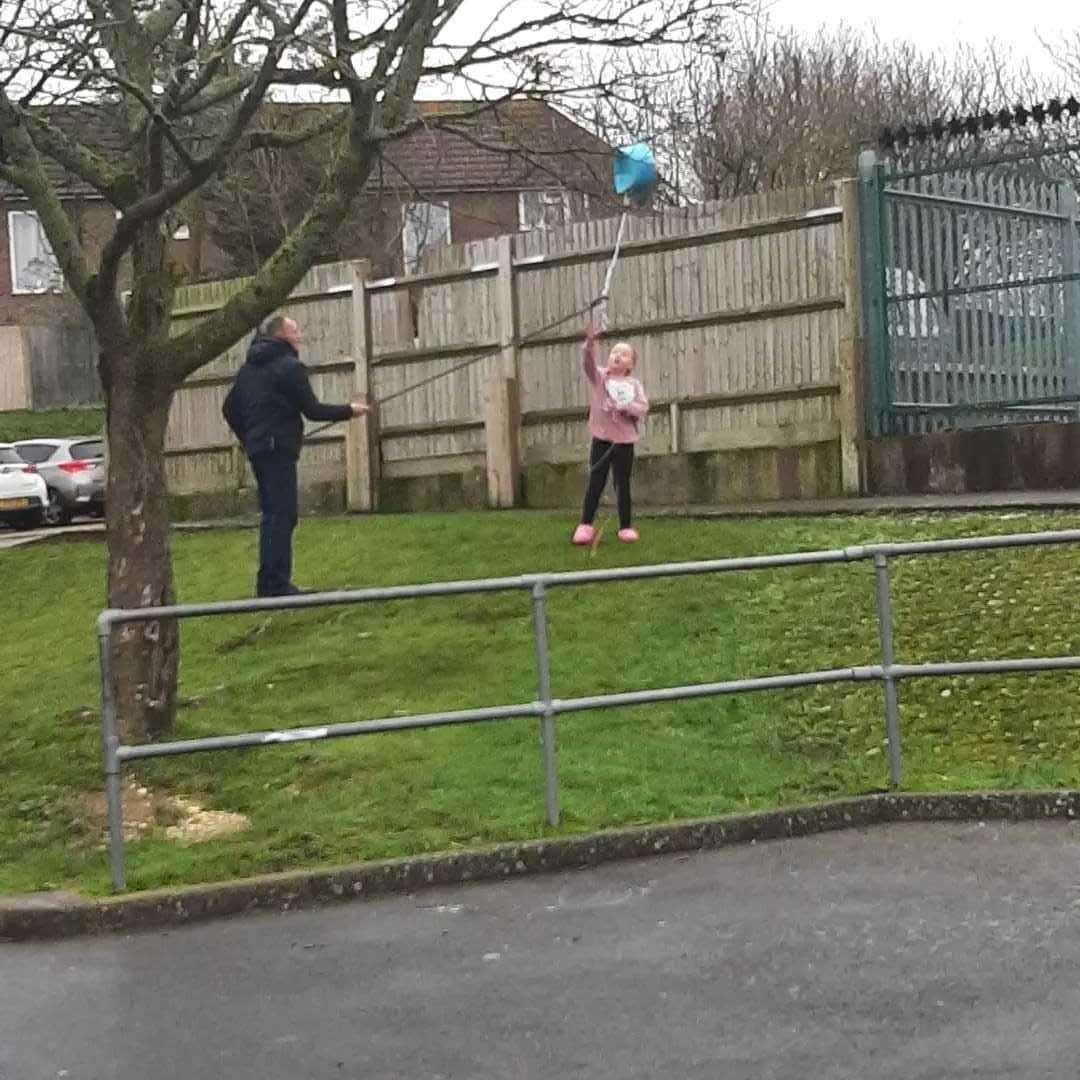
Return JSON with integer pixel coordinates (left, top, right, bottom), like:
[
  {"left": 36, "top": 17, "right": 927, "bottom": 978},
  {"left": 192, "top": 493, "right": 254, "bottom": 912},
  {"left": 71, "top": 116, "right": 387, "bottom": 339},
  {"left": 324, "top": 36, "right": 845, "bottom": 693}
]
[{"left": 572, "top": 324, "right": 650, "bottom": 545}]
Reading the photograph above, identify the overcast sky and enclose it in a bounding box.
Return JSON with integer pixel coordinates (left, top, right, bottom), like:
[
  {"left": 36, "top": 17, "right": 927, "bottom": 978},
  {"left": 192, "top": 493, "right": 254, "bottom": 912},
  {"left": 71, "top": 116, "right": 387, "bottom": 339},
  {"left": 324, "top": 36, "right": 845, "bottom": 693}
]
[
  {"left": 766, "top": 0, "right": 1067, "bottom": 79},
  {"left": 430, "top": 0, "right": 1076, "bottom": 108}
]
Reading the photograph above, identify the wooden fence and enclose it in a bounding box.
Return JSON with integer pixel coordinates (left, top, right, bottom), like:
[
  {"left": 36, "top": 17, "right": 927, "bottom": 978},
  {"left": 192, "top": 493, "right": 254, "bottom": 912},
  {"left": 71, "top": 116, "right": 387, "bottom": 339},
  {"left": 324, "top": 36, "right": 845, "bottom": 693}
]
[
  {"left": 165, "top": 180, "right": 865, "bottom": 516},
  {"left": 0, "top": 317, "right": 99, "bottom": 411}
]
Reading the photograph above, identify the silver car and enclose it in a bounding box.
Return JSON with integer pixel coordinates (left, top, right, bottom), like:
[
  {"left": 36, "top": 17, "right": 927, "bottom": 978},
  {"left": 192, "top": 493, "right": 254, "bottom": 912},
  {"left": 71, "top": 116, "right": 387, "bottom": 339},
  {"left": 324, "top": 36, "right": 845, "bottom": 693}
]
[{"left": 14, "top": 437, "right": 106, "bottom": 525}]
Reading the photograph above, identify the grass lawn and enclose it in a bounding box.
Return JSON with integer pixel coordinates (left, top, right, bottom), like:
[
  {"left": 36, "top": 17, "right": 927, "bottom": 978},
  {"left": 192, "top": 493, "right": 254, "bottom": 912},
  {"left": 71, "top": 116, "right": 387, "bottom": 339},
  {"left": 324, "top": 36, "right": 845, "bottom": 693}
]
[
  {"left": 5, "top": 508, "right": 1080, "bottom": 897},
  {"left": 0, "top": 407, "right": 105, "bottom": 443}
]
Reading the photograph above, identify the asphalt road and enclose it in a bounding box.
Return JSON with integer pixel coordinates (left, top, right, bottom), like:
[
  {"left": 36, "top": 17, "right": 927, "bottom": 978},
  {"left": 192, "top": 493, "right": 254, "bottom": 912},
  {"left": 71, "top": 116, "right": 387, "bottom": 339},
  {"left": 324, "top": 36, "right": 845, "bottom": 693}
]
[{"left": 5, "top": 821, "right": 1080, "bottom": 1080}]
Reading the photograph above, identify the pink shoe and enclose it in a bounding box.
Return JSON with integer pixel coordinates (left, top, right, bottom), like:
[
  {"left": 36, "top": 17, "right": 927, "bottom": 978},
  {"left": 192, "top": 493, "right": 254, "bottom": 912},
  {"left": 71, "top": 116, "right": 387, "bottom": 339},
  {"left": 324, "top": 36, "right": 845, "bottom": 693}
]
[
  {"left": 572, "top": 524, "right": 596, "bottom": 546},
  {"left": 618, "top": 527, "right": 640, "bottom": 543}
]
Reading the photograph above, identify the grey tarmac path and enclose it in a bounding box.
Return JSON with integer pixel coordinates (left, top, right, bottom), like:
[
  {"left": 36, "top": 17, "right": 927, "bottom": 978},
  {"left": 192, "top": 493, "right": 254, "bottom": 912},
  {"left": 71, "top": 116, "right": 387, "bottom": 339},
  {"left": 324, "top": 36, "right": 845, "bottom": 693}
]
[{"left": 5, "top": 821, "right": 1080, "bottom": 1080}]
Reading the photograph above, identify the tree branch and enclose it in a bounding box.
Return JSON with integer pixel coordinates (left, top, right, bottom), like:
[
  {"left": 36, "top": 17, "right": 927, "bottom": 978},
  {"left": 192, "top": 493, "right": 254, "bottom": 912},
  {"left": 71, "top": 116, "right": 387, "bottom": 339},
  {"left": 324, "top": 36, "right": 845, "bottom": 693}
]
[
  {"left": 163, "top": 0, "right": 461, "bottom": 375},
  {"left": 164, "top": 88, "right": 378, "bottom": 377},
  {"left": 180, "top": 71, "right": 258, "bottom": 116},
  {"left": 85, "top": 63, "right": 200, "bottom": 171},
  {"left": 19, "top": 111, "right": 132, "bottom": 203},
  {"left": 159, "top": 0, "right": 202, "bottom": 118},
  {"left": 177, "top": 0, "right": 262, "bottom": 106},
  {"left": 240, "top": 108, "right": 348, "bottom": 151},
  {"left": 96, "top": 0, "right": 319, "bottom": 294},
  {"left": 143, "top": 0, "right": 188, "bottom": 48}
]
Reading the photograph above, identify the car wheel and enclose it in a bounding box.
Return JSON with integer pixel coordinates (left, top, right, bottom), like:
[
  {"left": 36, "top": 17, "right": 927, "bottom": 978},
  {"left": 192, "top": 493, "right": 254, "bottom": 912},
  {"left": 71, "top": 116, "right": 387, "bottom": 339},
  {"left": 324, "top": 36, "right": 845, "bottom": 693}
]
[{"left": 43, "top": 489, "right": 72, "bottom": 527}]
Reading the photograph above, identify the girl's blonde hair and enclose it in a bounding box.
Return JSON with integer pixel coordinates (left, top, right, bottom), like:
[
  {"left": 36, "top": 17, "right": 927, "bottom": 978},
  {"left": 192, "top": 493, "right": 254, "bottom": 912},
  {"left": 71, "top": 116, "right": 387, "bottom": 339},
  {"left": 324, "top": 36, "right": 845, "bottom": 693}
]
[{"left": 609, "top": 341, "right": 636, "bottom": 367}]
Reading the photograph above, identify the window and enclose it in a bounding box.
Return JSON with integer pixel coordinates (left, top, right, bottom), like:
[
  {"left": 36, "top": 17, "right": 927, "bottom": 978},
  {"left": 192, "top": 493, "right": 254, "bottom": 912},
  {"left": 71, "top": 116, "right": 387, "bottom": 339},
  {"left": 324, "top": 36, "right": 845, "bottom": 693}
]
[
  {"left": 70, "top": 440, "right": 105, "bottom": 461},
  {"left": 518, "top": 189, "right": 575, "bottom": 233},
  {"left": 402, "top": 201, "right": 451, "bottom": 272},
  {"left": 8, "top": 211, "right": 62, "bottom": 294},
  {"left": 13, "top": 443, "right": 57, "bottom": 464},
  {"left": 0, "top": 447, "right": 22, "bottom": 464}
]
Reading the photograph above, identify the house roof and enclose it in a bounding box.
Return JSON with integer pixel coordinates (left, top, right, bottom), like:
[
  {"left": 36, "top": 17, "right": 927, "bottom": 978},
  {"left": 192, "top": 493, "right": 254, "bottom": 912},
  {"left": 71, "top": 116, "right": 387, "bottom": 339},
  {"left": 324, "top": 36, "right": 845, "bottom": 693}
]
[
  {"left": 0, "top": 97, "right": 615, "bottom": 202},
  {"left": 0, "top": 102, "right": 132, "bottom": 199},
  {"left": 375, "top": 99, "right": 614, "bottom": 197}
]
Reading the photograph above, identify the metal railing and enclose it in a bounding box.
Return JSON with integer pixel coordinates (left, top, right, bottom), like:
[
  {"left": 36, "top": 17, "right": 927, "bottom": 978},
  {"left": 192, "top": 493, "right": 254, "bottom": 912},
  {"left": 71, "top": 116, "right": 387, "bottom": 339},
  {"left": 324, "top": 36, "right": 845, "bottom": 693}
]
[{"left": 97, "top": 528, "right": 1080, "bottom": 892}]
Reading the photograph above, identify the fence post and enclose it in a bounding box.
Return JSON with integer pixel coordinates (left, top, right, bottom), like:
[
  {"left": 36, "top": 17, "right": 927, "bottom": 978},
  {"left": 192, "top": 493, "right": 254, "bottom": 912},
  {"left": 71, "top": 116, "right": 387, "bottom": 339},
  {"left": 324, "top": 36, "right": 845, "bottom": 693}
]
[
  {"left": 346, "top": 260, "right": 380, "bottom": 512},
  {"left": 530, "top": 580, "right": 560, "bottom": 827},
  {"left": 858, "top": 150, "right": 890, "bottom": 439},
  {"left": 872, "top": 552, "right": 903, "bottom": 787},
  {"left": 496, "top": 234, "right": 519, "bottom": 382},
  {"left": 485, "top": 375, "right": 521, "bottom": 508},
  {"left": 835, "top": 178, "right": 866, "bottom": 495},
  {"left": 1059, "top": 183, "right": 1080, "bottom": 410},
  {"left": 97, "top": 619, "right": 127, "bottom": 892},
  {"left": 485, "top": 235, "right": 522, "bottom": 508},
  {"left": 233, "top": 445, "right": 247, "bottom": 497},
  {"left": 669, "top": 400, "right": 681, "bottom": 454}
]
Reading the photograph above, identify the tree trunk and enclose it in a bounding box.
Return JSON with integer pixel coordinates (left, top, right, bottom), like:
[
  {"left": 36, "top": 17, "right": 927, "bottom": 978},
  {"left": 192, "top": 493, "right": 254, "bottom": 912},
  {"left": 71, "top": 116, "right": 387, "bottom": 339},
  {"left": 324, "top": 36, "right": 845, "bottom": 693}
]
[{"left": 104, "top": 363, "right": 179, "bottom": 743}]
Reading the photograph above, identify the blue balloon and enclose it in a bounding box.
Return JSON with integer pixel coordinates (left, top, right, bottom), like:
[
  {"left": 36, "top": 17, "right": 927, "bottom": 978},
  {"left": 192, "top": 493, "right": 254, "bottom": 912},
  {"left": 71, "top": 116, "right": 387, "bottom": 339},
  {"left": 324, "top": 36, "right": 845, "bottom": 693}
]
[{"left": 613, "top": 143, "right": 658, "bottom": 206}]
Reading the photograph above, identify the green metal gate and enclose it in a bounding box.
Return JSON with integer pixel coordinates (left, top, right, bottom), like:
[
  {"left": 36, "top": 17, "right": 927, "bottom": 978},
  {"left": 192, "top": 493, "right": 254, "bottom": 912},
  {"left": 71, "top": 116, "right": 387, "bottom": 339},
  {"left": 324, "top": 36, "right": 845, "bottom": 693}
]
[{"left": 858, "top": 148, "right": 1080, "bottom": 436}]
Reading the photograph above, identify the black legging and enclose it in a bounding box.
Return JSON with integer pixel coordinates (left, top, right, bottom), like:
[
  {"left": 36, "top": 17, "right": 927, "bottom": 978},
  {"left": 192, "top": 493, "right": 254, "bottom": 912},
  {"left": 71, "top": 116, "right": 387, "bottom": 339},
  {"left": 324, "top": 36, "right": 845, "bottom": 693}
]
[{"left": 581, "top": 438, "right": 635, "bottom": 529}]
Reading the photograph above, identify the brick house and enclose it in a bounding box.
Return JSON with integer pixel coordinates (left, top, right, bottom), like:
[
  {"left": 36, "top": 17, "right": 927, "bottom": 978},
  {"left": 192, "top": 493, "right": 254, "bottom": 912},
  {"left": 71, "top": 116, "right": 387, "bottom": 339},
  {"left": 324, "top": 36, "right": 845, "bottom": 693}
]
[
  {"left": 0, "top": 104, "right": 224, "bottom": 331},
  {"left": 0, "top": 106, "right": 224, "bottom": 407},
  {"left": 0, "top": 99, "right": 613, "bottom": 406},
  {"left": 372, "top": 99, "right": 615, "bottom": 272},
  {"left": 2, "top": 97, "right": 613, "bottom": 310},
  {"left": 200, "top": 97, "right": 617, "bottom": 277}
]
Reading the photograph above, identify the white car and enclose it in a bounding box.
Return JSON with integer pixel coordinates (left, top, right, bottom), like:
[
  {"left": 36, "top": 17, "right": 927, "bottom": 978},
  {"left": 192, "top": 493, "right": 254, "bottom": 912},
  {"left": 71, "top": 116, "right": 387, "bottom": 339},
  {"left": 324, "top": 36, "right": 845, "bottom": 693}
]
[{"left": 0, "top": 442, "right": 48, "bottom": 529}]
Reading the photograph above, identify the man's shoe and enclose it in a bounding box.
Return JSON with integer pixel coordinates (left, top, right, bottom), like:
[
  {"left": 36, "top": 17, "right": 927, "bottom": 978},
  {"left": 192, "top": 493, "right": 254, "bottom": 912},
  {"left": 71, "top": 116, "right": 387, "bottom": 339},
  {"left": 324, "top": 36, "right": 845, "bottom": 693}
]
[{"left": 257, "top": 583, "right": 315, "bottom": 598}]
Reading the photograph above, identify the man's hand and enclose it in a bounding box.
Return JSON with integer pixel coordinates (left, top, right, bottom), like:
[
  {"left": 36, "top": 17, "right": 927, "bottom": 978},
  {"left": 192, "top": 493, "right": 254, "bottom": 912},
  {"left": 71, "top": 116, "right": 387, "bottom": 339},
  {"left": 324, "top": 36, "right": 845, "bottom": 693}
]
[{"left": 350, "top": 397, "right": 371, "bottom": 417}]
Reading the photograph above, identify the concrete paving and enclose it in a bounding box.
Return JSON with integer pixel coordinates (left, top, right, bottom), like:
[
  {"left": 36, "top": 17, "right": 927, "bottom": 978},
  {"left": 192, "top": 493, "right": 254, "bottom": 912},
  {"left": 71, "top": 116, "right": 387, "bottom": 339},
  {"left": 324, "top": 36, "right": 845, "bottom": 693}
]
[
  {"left": 0, "top": 518, "right": 252, "bottom": 551},
  {"left": 5, "top": 821, "right": 1080, "bottom": 1079},
  {"left": 0, "top": 521, "right": 103, "bottom": 550}
]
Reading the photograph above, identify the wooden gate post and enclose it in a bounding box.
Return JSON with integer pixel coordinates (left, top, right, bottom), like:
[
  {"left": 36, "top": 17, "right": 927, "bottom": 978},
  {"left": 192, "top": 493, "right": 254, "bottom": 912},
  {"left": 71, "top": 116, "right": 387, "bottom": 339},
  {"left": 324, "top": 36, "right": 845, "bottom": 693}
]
[
  {"left": 856, "top": 150, "right": 891, "bottom": 442},
  {"left": 486, "top": 235, "right": 522, "bottom": 507},
  {"left": 485, "top": 375, "right": 521, "bottom": 508},
  {"left": 1059, "top": 183, "right": 1080, "bottom": 405},
  {"left": 836, "top": 176, "right": 867, "bottom": 495}
]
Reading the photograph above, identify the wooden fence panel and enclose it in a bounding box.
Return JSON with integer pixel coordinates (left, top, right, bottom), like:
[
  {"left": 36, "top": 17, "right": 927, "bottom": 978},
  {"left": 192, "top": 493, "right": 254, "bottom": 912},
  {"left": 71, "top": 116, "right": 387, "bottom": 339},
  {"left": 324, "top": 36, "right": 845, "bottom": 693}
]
[{"left": 167, "top": 180, "right": 859, "bottom": 510}]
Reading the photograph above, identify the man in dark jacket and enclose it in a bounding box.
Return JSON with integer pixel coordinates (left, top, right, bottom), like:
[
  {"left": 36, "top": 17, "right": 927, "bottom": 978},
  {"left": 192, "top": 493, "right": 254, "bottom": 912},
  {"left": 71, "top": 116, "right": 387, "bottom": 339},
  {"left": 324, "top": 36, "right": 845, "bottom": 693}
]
[{"left": 223, "top": 315, "right": 368, "bottom": 597}]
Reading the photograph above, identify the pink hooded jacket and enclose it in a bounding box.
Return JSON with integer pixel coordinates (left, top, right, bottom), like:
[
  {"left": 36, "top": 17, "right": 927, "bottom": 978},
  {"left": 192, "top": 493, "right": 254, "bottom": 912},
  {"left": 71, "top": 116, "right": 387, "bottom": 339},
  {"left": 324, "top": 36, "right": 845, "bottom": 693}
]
[{"left": 582, "top": 337, "right": 649, "bottom": 444}]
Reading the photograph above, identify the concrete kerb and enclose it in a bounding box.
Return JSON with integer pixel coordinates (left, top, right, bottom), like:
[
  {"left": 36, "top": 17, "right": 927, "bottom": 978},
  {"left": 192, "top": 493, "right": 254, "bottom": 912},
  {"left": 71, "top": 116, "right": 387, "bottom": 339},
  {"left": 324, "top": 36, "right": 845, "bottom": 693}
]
[{"left": 3, "top": 790, "right": 1079, "bottom": 943}]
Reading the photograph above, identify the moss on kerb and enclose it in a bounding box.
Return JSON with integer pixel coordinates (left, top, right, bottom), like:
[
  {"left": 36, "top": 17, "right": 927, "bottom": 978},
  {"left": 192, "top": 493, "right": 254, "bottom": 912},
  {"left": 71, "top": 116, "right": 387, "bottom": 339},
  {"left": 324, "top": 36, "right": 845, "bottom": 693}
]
[
  {"left": 4, "top": 791, "right": 1080, "bottom": 942},
  {"left": 380, "top": 469, "right": 487, "bottom": 513},
  {"left": 523, "top": 443, "right": 841, "bottom": 511}
]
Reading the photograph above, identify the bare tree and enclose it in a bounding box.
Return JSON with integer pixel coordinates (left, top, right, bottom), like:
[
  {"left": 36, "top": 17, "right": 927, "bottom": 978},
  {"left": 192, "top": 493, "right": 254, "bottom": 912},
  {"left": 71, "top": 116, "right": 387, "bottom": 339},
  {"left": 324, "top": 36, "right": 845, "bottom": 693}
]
[
  {"left": 0, "top": 0, "right": 737, "bottom": 740},
  {"left": 574, "top": 41, "right": 719, "bottom": 204},
  {"left": 567, "top": 14, "right": 1021, "bottom": 203},
  {"left": 200, "top": 96, "right": 615, "bottom": 279},
  {"left": 199, "top": 105, "right": 408, "bottom": 277},
  {"left": 689, "top": 17, "right": 1018, "bottom": 198}
]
